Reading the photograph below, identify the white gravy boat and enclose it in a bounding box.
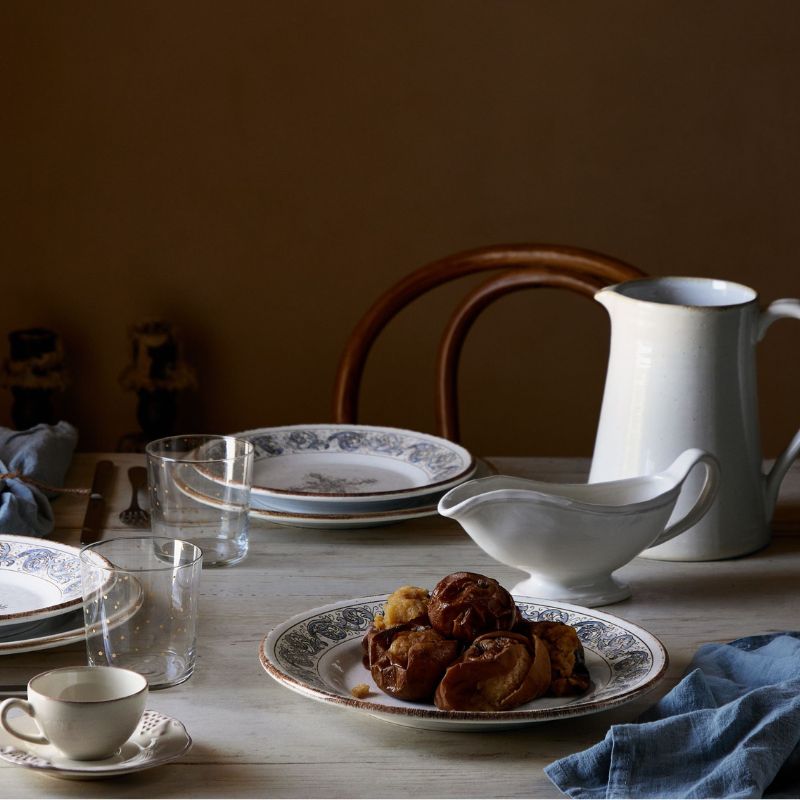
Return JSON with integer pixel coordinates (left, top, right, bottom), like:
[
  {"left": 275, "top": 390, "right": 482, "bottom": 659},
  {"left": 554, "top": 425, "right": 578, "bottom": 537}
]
[{"left": 437, "top": 448, "right": 719, "bottom": 607}]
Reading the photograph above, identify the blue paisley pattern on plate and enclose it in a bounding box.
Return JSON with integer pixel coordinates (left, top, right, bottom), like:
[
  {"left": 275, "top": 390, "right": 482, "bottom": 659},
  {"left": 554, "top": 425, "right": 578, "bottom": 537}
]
[
  {"left": 515, "top": 602, "right": 654, "bottom": 700},
  {"left": 247, "top": 428, "right": 467, "bottom": 481},
  {"left": 0, "top": 540, "right": 82, "bottom": 599},
  {"left": 274, "top": 599, "right": 657, "bottom": 699}
]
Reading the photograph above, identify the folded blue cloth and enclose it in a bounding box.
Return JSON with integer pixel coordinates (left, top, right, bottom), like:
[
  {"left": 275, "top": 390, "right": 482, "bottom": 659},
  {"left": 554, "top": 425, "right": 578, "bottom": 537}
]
[
  {"left": 545, "top": 632, "right": 800, "bottom": 799},
  {"left": 0, "top": 421, "right": 78, "bottom": 537}
]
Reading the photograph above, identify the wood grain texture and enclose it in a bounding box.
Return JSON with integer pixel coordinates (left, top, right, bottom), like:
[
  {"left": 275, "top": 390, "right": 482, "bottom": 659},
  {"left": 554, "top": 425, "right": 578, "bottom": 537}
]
[{"left": 1, "top": 453, "right": 798, "bottom": 797}]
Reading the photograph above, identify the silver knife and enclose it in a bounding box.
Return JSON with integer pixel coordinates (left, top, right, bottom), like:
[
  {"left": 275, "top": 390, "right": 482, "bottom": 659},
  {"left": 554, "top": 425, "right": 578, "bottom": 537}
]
[{"left": 80, "top": 460, "right": 114, "bottom": 546}]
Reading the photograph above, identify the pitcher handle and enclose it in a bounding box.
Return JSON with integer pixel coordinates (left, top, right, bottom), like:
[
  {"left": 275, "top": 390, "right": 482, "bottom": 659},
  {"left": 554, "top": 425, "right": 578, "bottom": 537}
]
[
  {"left": 758, "top": 298, "right": 800, "bottom": 518},
  {"left": 651, "top": 450, "right": 720, "bottom": 547}
]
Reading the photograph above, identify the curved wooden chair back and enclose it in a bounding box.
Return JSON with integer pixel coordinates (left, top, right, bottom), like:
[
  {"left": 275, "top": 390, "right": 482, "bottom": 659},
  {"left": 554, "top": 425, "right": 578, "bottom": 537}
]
[{"left": 333, "top": 243, "right": 646, "bottom": 442}]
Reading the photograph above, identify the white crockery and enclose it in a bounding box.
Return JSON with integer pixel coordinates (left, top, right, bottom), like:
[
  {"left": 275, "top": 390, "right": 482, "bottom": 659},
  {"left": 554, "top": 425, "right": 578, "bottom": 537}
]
[
  {"left": 0, "top": 666, "right": 147, "bottom": 761},
  {"left": 260, "top": 594, "right": 668, "bottom": 731},
  {"left": 0, "top": 536, "right": 85, "bottom": 627},
  {"left": 591, "top": 277, "right": 800, "bottom": 560},
  {"left": 230, "top": 424, "right": 476, "bottom": 512},
  {"left": 0, "top": 576, "right": 143, "bottom": 655},
  {"left": 0, "top": 710, "right": 191, "bottom": 780},
  {"left": 438, "top": 449, "right": 719, "bottom": 606}
]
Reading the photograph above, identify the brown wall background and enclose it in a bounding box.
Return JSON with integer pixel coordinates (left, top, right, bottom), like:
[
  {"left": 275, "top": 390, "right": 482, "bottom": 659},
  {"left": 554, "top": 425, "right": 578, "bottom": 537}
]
[{"left": 3, "top": 1, "right": 799, "bottom": 457}]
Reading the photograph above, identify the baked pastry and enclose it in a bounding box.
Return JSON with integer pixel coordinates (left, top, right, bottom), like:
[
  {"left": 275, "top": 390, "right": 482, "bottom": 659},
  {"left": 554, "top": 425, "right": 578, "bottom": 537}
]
[
  {"left": 434, "top": 631, "right": 551, "bottom": 711},
  {"left": 372, "top": 585, "right": 430, "bottom": 630},
  {"left": 428, "top": 572, "right": 517, "bottom": 642},
  {"left": 362, "top": 574, "right": 589, "bottom": 709},
  {"left": 523, "top": 619, "right": 590, "bottom": 696},
  {"left": 364, "top": 623, "right": 460, "bottom": 701}
]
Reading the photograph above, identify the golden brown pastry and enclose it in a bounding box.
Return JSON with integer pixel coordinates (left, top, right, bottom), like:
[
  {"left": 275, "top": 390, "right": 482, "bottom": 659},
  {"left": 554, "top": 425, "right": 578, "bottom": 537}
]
[
  {"left": 428, "top": 572, "right": 517, "bottom": 642},
  {"left": 364, "top": 623, "right": 460, "bottom": 702},
  {"left": 434, "top": 631, "right": 551, "bottom": 711},
  {"left": 526, "top": 620, "right": 591, "bottom": 697},
  {"left": 372, "top": 585, "right": 430, "bottom": 630}
]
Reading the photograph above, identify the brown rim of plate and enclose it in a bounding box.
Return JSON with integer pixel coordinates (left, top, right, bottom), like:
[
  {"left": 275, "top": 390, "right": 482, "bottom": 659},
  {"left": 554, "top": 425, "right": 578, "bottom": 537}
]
[
  {"left": 233, "top": 424, "right": 476, "bottom": 500},
  {"left": 0, "top": 578, "right": 143, "bottom": 654},
  {"left": 0, "top": 536, "right": 89, "bottom": 625},
  {"left": 257, "top": 595, "right": 670, "bottom": 724},
  {"left": 258, "top": 632, "right": 669, "bottom": 723}
]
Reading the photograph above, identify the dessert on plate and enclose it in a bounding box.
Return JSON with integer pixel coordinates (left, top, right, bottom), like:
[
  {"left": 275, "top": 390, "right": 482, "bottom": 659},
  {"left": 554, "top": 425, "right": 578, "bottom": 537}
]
[{"left": 360, "top": 571, "right": 590, "bottom": 711}]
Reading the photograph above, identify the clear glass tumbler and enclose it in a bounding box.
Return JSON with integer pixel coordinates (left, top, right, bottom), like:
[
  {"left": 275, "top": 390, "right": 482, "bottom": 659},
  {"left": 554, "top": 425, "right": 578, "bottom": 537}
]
[
  {"left": 146, "top": 434, "right": 254, "bottom": 567},
  {"left": 79, "top": 536, "right": 202, "bottom": 689}
]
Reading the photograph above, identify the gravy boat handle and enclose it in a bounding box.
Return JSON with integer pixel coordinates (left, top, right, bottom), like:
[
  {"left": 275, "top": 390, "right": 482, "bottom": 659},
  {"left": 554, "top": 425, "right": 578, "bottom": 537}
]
[{"left": 650, "top": 449, "right": 721, "bottom": 548}]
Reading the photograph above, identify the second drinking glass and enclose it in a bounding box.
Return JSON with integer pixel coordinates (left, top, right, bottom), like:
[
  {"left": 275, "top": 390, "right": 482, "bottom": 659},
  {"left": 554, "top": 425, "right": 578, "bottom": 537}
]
[{"left": 146, "top": 434, "right": 254, "bottom": 568}]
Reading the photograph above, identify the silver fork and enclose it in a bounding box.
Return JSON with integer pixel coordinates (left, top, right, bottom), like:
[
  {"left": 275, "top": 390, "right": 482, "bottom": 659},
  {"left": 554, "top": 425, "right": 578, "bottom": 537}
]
[{"left": 119, "top": 466, "right": 151, "bottom": 528}]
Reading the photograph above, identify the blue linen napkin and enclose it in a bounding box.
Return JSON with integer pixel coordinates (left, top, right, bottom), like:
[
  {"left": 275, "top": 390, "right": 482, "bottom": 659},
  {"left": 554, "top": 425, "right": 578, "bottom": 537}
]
[
  {"left": 545, "top": 632, "right": 800, "bottom": 799},
  {"left": 0, "top": 421, "right": 78, "bottom": 537}
]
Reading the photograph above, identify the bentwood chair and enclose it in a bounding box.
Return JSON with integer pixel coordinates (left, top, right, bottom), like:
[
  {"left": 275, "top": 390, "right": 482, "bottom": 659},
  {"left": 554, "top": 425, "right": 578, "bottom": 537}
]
[{"left": 333, "top": 243, "right": 646, "bottom": 443}]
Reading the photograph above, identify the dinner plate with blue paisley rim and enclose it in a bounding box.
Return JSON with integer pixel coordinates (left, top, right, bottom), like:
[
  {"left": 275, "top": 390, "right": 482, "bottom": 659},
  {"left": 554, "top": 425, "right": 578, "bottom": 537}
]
[
  {"left": 0, "top": 536, "right": 85, "bottom": 628},
  {"left": 0, "top": 576, "right": 143, "bottom": 655},
  {"left": 259, "top": 595, "right": 668, "bottom": 731},
  {"left": 228, "top": 425, "right": 476, "bottom": 514},
  {"left": 177, "top": 456, "right": 496, "bottom": 529}
]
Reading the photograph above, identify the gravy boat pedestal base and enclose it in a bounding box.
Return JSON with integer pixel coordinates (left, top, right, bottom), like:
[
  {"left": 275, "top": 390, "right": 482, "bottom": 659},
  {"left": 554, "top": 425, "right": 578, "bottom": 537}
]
[{"left": 510, "top": 573, "right": 631, "bottom": 608}]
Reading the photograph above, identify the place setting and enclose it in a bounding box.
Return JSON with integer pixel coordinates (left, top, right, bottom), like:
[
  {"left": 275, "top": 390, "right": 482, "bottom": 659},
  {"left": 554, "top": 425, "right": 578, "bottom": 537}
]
[
  {"left": 0, "top": 544, "right": 196, "bottom": 779},
  {"left": 177, "top": 423, "right": 487, "bottom": 529},
  {"left": 0, "top": 429, "right": 208, "bottom": 780},
  {"left": 0, "top": 534, "right": 142, "bottom": 657},
  {"left": 0, "top": 530, "right": 197, "bottom": 779}
]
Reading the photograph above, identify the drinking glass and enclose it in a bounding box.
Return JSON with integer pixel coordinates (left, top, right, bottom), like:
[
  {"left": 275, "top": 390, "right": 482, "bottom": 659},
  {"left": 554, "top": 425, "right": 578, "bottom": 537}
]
[
  {"left": 146, "top": 434, "right": 254, "bottom": 567},
  {"left": 80, "top": 536, "right": 202, "bottom": 689}
]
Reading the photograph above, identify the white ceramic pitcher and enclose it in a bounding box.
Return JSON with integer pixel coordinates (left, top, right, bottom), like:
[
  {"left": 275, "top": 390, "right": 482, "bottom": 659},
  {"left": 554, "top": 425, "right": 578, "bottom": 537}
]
[{"left": 590, "top": 276, "right": 800, "bottom": 561}]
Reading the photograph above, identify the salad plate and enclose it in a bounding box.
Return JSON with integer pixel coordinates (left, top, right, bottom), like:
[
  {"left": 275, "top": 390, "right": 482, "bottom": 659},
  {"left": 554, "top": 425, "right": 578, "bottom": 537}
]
[
  {"left": 0, "top": 536, "right": 84, "bottom": 628},
  {"left": 246, "top": 500, "right": 440, "bottom": 529},
  {"left": 174, "top": 467, "right": 440, "bottom": 528},
  {"left": 260, "top": 595, "right": 667, "bottom": 731},
  {"left": 178, "top": 456, "right": 495, "bottom": 529},
  {"left": 0, "top": 710, "right": 191, "bottom": 779},
  {"left": 0, "top": 577, "right": 143, "bottom": 655},
  {"left": 229, "top": 424, "right": 476, "bottom": 513}
]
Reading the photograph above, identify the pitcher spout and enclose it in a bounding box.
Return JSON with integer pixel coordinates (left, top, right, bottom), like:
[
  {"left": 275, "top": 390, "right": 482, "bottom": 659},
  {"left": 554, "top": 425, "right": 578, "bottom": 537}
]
[{"left": 593, "top": 283, "right": 621, "bottom": 314}]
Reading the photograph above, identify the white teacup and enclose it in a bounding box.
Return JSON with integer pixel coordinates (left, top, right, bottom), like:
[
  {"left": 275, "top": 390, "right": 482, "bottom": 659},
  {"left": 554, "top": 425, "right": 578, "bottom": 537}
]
[{"left": 0, "top": 666, "right": 148, "bottom": 761}]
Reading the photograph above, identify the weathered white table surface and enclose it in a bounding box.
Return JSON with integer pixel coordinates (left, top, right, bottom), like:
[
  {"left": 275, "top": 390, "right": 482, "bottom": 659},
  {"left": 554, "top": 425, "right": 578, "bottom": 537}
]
[{"left": 2, "top": 453, "right": 799, "bottom": 799}]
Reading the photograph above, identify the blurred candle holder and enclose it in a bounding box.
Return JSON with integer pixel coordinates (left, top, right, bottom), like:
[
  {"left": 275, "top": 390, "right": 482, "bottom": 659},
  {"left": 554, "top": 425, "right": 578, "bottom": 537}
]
[
  {"left": 117, "top": 320, "right": 197, "bottom": 452},
  {"left": 0, "top": 328, "right": 68, "bottom": 430}
]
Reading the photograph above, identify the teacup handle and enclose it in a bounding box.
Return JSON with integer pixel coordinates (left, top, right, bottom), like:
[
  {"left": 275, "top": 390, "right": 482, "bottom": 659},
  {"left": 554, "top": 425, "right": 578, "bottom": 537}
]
[
  {"left": 758, "top": 298, "right": 800, "bottom": 519},
  {"left": 0, "top": 698, "right": 49, "bottom": 745},
  {"left": 651, "top": 450, "right": 721, "bottom": 547}
]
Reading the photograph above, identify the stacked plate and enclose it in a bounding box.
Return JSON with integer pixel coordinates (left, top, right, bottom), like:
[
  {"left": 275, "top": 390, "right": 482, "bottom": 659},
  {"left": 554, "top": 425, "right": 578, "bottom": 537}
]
[
  {"left": 0, "top": 535, "right": 141, "bottom": 655},
  {"left": 207, "top": 424, "right": 479, "bottom": 528}
]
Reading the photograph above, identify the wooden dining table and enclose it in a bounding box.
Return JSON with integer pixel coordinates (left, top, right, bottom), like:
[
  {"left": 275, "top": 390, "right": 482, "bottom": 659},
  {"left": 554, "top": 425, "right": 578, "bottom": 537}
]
[{"left": 2, "top": 452, "right": 799, "bottom": 798}]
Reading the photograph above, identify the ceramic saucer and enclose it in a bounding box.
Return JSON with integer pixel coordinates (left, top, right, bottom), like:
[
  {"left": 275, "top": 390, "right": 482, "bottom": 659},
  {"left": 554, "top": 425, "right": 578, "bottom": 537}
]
[{"left": 0, "top": 710, "right": 191, "bottom": 779}]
